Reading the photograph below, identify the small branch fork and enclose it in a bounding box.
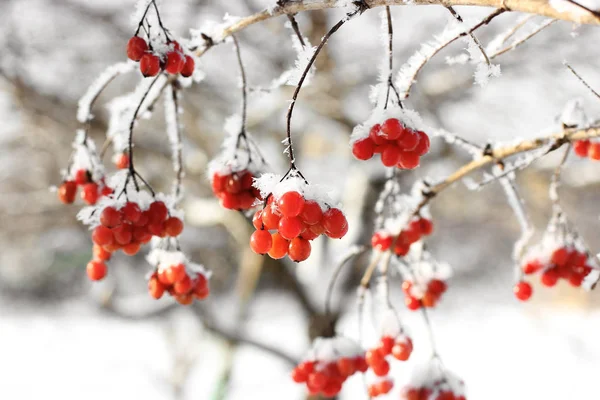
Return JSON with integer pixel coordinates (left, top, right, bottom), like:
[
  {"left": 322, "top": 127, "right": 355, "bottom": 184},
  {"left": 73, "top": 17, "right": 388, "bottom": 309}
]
[
  {"left": 445, "top": 5, "right": 492, "bottom": 66},
  {"left": 382, "top": 6, "right": 402, "bottom": 110}
]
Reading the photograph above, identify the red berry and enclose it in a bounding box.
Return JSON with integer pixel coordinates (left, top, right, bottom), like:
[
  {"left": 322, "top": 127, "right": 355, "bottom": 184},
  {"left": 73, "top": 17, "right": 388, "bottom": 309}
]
[
  {"left": 262, "top": 205, "right": 281, "bottom": 230},
  {"left": 371, "top": 232, "right": 392, "bottom": 251},
  {"left": 140, "top": 53, "right": 161, "bottom": 77},
  {"left": 405, "top": 296, "right": 421, "bottom": 311},
  {"left": 81, "top": 183, "right": 99, "bottom": 205},
  {"left": 514, "top": 281, "right": 532, "bottom": 301},
  {"left": 127, "top": 36, "right": 148, "bottom": 61},
  {"left": 122, "top": 242, "right": 141, "bottom": 256},
  {"left": 416, "top": 218, "right": 434, "bottom": 235},
  {"left": 323, "top": 208, "right": 348, "bottom": 239},
  {"left": 211, "top": 173, "right": 226, "bottom": 193},
  {"left": 93, "top": 244, "right": 112, "bottom": 261},
  {"left": 122, "top": 202, "right": 142, "bottom": 223},
  {"left": 365, "top": 349, "right": 383, "bottom": 366},
  {"left": 522, "top": 260, "right": 542, "bottom": 274},
  {"left": 115, "top": 153, "right": 130, "bottom": 169},
  {"left": 278, "top": 191, "right": 305, "bottom": 217},
  {"left": 300, "top": 200, "right": 323, "bottom": 225},
  {"left": 307, "top": 371, "right": 327, "bottom": 391},
  {"left": 379, "top": 336, "right": 395, "bottom": 356},
  {"left": 369, "top": 124, "right": 387, "bottom": 145},
  {"left": 148, "top": 201, "right": 168, "bottom": 224},
  {"left": 354, "top": 356, "right": 368, "bottom": 373},
  {"left": 352, "top": 138, "right": 375, "bottom": 160},
  {"left": 181, "top": 55, "right": 195, "bottom": 78},
  {"left": 100, "top": 206, "right": 122, "bottom": 228},
  {"left": 113, "top": 224, "right": 133, "bottom": 245},
  {"left": 392, "top": 340, "right": 412, "bottom": 361},
  {"left": 397, "top": 129, "right": 419, "bottom": 151},
  {"left": 573, "top": 140, "right": 590, "bottom": 157},
  {"left": 92, "top": 226, "right": 113, "bottom": 246},
  {"left": 174, "top": 275, "right": 193, "bottom": 295},
  {"left": 381, "top": 118, "right": 404, "bottom": 140},
  {"left": 398, "top": 151, "right": 420, "bottom": 170},
  {"left": 421, "top": 291, "right": 438, "bottom": 308},
  {"left": 551, "top": 247, "right": 569, "bottom": 267},
  {"left": 279, "top": 216, "right": 303, "bottom": 240},
  {"left": 402, "top": 280, "right": 413, "bottom": 294},
  {"left": 87, "top": 260, "right": 107, "bottom": 281},
  {"left": 164, "top": 217, "right": 184, "bottom": 237},
  {"left": 413, "top": 131, "right": 430, "bottom": 156},
  {"left": 375, "top": 379, "right": 394, "bottom": 395},
  {"left": 133, "top": 226, "right": 152, "bottom": 244},
  {"left": 322, "top": 380, "right": 342, "bottom": 397},
  {"left": 250, "top": 230, "right": 273, "bottom": 254},
  {"left": 220, "top": 192, "right": 240, "bottom": 210},
  {"left": 381, "top": 144, "right": 401, "bottom": 167},
  {"left": 368, "top": 384, "right": 379, "bottom": 398},
  {"left": 268, "top": 233, "right": 289, "bottom": 259},
  {"left": 58, "top": 181, "right": 77, "bottom": 204},
  {"left": 589, "top": 142, "right": 600, "bottom": 160},
  {"left": 371, "top": 359, "right": 390, "bottom": 377},
  {"left": 165, "top": 51, "right": 185, "bottom": 74},
  {"left": 541, "top": 268, "right": 559, "bottom": 287},
  {"left": 74, "top": 169, "right": 89, "bottom": 185},
  {"left": 148, "top": 276, "right": 165, "bottom": 299},
  {"left": 336, "top": 357, "right": 356, "bottom": 377},
  {"left": 288, "top": 237, "right": 311, "bottom": 262},
  {"left": 291, "top": 367, "right": 308, "bottom": 383},
  {"left": 427, "top": 279, "right": 447, "bottom": 295}
]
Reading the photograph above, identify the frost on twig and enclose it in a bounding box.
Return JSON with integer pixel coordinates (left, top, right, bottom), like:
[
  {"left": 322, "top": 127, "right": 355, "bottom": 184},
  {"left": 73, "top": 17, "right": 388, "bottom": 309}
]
[
  {"left": 164, "top": 85, "right": 184, "bottom": 200},
  {"left": 77, "top": 62, "right": 135, "bottom": 124}
]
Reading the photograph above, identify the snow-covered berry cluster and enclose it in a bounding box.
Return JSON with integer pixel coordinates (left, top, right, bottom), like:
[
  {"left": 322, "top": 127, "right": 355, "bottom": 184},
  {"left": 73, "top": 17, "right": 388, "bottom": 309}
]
[
  {"left": 515, "top": 245, "right": 594, "bottom": 301},
  {"left": 250, "top": 174, "right": 348, "bottom": 262},
  {"left": 291, "top": 337, "right": 367, "bottom": 398},
  {"left": 77, "top": 172, "right": 184, "bottom": 281},
  {"left": 402, "top": 278, "right": 448, "bottom": 310},
  {"left": 573, "top": 139, "right": 600, "bottom": 161},
  {"left": 146, "top": 248, "right": 210, "bottom": 304},
  {"left": 211, "top": 170, "right": 262, "bottom": 210},
  {"left": 371, "top": 217, "right": 433, "bottom": 256},
  {"left": 400, "top": 364, "right": 467, "bottom": 400},
  {"left": 58, "top": 132, "right": 111, "bottom": 205},
  {"left": 127, "top": 37, "right": 195, "bottom": 78},
  {"left": 351, "top": 109, "right": 431, "bottom": 169}
]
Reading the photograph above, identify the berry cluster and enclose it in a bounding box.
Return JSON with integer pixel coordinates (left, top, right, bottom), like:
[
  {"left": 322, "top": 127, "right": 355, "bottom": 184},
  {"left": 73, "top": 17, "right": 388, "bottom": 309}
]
[
  {"left": 127, "top": 37, "right": 195, "bottom": 78},
  {"left": 291, "top": 337, "right": 366, "bottom": 398},
  {"left": 365, "top": 335, "right": 413, "bottom": 397},
  {"left": 58, "top": 168, "right": 113, "bottom": 205},
  {"left": 211, "top": 170, "right": 262, "bottom": 210},
  {"left": 147, "top": 250, "right": 210, "bottom": 305},
  {"left": 573, "top": 140, "right": 600, "bottom": 161},
  {"left": 402, "top": 278, "right": 448, "bottom": 310},
  {"left": 86, "top": 199, "right": 183, "bottom": 281},
  {"left": 400, "top": 364, "right": 467, "bottom": 400},
  {"left": 514, "top": 246, "right": 594, "bottom": 301},
  {"left": 250, "top": 192, "right": 348, "bottom": 262},
  {"left": 401, "top": 386, "right": 466, "bottom": 400},
  {"left": 371, "top": 217, "right": 433, "bottom": 256},
  {"left": 352, "top": 118, "right": 430, "bottom": 169}
]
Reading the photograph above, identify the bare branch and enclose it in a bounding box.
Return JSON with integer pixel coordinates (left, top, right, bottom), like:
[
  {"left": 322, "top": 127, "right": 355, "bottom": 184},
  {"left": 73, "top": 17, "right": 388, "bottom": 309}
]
[{"left": 565, "top": 62, "right": 600, "bottom": 101}]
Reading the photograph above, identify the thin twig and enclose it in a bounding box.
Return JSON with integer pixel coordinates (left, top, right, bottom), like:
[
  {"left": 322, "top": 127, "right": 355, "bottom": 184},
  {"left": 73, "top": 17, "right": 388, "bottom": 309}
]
[
  {"left": 565, "top": 62, "right": 600, "bottom": 101},
  {"left": 489, "top": 19, "right": 556, "bottom": 58},
  {"left": 446, "top": 5, "right": 491, "bottom": 66}
]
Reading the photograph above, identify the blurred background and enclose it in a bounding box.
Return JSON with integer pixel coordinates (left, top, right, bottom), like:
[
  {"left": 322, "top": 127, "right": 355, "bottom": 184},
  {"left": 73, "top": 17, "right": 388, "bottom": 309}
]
[{"left": 1, "top": 0, "right": 600, "bottom": 399}]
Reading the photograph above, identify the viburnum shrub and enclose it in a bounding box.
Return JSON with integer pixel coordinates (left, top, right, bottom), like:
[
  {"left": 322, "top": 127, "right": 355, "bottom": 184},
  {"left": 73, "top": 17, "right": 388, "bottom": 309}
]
[{"left": 56, "top": 0, "right": 600, "bottom": 398}]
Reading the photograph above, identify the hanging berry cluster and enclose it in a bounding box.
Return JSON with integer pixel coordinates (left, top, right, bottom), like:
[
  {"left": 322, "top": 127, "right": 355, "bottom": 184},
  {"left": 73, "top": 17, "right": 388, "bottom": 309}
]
[
  {"left": 573, "top": 139, "right": 600, "bottom": 161},
  {"left": 146, "top": 247, "right": 211, "bottom": 304},
  {"left": 400, "top": 364, "right": 467, "bottom": 400},
  {"left": 77, "top": 172, "right": 184, "bottom": 281},
  {"left": 351, "top": 109, "right": 431, "bottom": 169},
  {"left": 58, "top": 132, "right": 112, "bottom": 205},
  {"left": 211, "top": 170, "right": 262, "bottom": 210},
  {"left": 372, "top": 217, "right": 434, "bottom": 256},
  {"left": 249, "top": 174, "right": 348, "bottom": 262},
  {"left": 515, "top": 244, "right": 595, "bottom": 301},
  {"left": 126, "top": 1, "right": 195, "bottom": 78},
  {"left": 402, "top": 278, "right": 448, "bottom": 310},
  {"left": 291, "top": 337, "right": 367, "bottom": 398}
]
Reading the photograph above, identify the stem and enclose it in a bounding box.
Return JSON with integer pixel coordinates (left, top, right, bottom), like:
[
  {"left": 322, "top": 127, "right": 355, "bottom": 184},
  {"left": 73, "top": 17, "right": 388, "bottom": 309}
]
[
  {"left": 128, "top": 74, "right": 162, "bottom": 190},
  {"left": 232, "top": 35, "right": 248, "bottom": 138},
  {"left": 285, "top": 15, "right": 351, "bottom": 169},
  {"left": 287, "top": 14, "right": 306, "bottom": 47},
  {"left": 446, "top": 5, "right": 491, "bottom": 66},
  {"left": 170, "top": 83, "right": 184, "bottom": 199},
  {"left": 324, "top": 246, "right": 367, "bottom": 319},
  {"left": 383, "top": 6, "right": 402, "bottom": 109},
  {"left": 565, "top": 62, "right": 600, "bottom": 101}
]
